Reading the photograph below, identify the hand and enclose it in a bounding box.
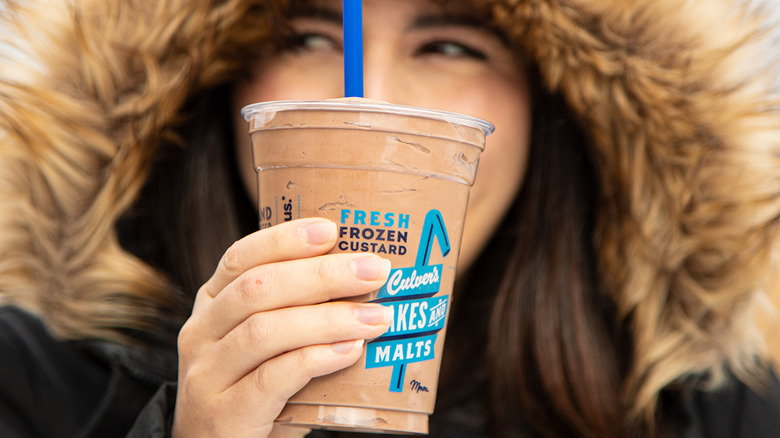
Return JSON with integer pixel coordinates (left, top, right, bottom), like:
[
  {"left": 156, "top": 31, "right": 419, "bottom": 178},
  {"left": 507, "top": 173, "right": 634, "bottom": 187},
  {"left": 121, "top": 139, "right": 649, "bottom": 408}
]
[{"left": 172, "top": 218, "right": 393, "bottom": 437}]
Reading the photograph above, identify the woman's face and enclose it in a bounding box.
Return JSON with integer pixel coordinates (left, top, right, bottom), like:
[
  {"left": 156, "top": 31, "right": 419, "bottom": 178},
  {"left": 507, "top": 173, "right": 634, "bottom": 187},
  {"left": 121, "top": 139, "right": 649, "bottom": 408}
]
[{"left": 232, "top": 0, "right": 531, "bottom": 270}]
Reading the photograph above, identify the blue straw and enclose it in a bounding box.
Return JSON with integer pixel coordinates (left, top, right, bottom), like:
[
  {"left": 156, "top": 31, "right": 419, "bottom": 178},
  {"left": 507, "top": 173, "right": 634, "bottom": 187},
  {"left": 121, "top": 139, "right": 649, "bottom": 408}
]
[{"left": 343, "top": 0, "right": 363, "bottom": 97}]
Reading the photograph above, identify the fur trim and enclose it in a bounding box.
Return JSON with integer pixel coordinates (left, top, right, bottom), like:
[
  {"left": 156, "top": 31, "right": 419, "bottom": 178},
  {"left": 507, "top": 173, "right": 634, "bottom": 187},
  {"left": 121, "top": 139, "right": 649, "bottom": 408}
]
[
  {"left": 0, "top": 0, "right": 279, "bottom": 342},
  {"left": 491, "top": 0, "right": 780, "bottom": 416},
  {"left": 1, "top": 0, "right": 779, "bottom": 418}
]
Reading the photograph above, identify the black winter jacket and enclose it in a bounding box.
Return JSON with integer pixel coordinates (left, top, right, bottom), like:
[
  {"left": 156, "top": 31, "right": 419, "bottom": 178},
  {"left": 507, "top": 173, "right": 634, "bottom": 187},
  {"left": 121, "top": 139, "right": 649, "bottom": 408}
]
[{"left": 3, "top": 306, "right": 780, "bottom": 438}]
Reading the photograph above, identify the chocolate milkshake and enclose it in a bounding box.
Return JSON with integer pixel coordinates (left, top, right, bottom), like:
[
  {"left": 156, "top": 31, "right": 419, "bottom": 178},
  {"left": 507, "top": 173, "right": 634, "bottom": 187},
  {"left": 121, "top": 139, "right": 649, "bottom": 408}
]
[{"left": 241, "top": 99, "right": 493, "bottom": 434}]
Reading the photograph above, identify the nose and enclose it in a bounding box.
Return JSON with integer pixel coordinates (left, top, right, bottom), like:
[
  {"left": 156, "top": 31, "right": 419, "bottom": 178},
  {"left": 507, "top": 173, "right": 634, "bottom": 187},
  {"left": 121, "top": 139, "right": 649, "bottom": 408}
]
[{"left": 361, "top": 47, "right": 410, "bottom": 105}]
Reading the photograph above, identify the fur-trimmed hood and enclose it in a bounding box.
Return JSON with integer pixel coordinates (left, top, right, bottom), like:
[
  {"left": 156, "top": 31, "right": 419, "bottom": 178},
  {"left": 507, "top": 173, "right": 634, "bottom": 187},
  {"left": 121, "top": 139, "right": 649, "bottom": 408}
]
[{"left": 1, "top": 0, "right": 779, "bottom": 420}]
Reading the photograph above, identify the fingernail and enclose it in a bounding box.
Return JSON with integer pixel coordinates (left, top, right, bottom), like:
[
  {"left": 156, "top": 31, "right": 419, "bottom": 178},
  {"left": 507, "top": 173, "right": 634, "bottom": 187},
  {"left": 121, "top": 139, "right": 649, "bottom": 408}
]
[
  {"left": 349, "top": 256, "right": 391, "bottom": 281},
  {"left": 355, "top": 304, "right": 392, "bottom": 326},
  {"left": 332, "top": 339, "right": 364, "bottom": 354},
  {"left": 302, "top": 221, "right": 335, "bottom": 245}
]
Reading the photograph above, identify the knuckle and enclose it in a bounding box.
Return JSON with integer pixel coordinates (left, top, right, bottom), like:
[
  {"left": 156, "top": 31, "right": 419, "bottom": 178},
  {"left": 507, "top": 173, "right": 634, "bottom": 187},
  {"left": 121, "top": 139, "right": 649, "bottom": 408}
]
[
  {"left": 220, "top": 240, "right": 243, "bottom": 275},
  {"left": 253, "top": 362, "right": 274, "bottom": 393},
  {"left": 177, "top": 360, "right": 212, "bottom": 402},
  {"left": 235, "top": 271, "right": 264, "bottom": 304},
  {"left": 315, "top": 257, "right": 331, "bottom": 283},
  {"left": 180, "top": 362, "right": 205, "bottom": 388},
  {"left": 317, "top": 303, "right": 343, "bottom": 336},
  {"left": 315, "top": 256, "right": 343, "bottom": 289},
  {"left": 253, "top": 362, "right": 290, "bottom": 406},
  {"left": 265, "top": 226, "right": 287, "bottom": 250},
  {"left": 177, "top": 320, "right": 197, "bottom": 352},
  {"left": 245, "top": 313, "right": 272, "bottom": 343},
  {"left": 290, "top": 348, "right": 315, "bottom": 376}
]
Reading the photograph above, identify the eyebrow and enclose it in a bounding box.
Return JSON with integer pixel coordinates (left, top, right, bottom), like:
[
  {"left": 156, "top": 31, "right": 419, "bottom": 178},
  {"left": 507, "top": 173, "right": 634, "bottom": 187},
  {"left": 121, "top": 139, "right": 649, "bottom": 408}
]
[
  {"left": 291, "top": 4, "right": 489, "bottom": 28},
  {"left": 290, "top": 5, "right": 343, "bottom": 25},
  {"left": 410, "top": 13, "right": 490, "bottom": 31},
  {"left": 411, "top": 12, "right": 511, "bottom": 47},
  {"left": 289, "top": 4, "right": 508, "bottom": 44}
]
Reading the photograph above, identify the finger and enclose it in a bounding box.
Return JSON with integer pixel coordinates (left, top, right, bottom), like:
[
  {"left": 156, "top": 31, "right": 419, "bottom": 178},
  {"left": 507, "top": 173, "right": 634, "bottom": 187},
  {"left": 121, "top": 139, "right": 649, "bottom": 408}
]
[
  {"left": 228, "top": 340, "right": 365, "bottom": 435},
  {"left": 176, "top": 340, "right": 364, "bottom": 438},
  {"left": 201, "top": 218, "right": 338, "bottom": 299},
  {"left": 201, "top": 301, "right": 392, "bottom": 391},
  {"left": 199, "top": 253, "right": 391, "bottom": 338}
]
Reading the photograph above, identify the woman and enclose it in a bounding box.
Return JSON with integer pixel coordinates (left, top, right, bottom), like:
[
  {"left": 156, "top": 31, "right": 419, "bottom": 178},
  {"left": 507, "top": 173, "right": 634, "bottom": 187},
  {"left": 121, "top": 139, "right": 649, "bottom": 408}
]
[{"left": 1, "top": 0, "right": 779, "bottom": 437}]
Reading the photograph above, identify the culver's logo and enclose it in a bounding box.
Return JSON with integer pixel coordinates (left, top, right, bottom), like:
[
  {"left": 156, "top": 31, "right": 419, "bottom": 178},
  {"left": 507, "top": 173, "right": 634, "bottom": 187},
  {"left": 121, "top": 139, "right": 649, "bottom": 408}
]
[
  {"left": 386, "top": 266, "right": 441, "bottom": 296},
  {"left": 376, "top": 264, "right": 442, "bottom": 300},
  {"left": 368, "top": 209, "right": 451, "bottom": 393}
]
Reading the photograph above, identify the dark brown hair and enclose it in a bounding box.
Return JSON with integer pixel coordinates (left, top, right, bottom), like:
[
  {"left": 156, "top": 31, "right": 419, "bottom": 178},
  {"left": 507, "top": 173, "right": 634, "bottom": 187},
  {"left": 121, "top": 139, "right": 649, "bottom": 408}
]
[
  {"left": 483, "top": 68, "right": 630, "bottom": 437},
  {"left": 116, "top": 86, "right": 258, "bottom": 338},
  {"left": 439, "top": 64, "right": 671, "bottom": 437}
]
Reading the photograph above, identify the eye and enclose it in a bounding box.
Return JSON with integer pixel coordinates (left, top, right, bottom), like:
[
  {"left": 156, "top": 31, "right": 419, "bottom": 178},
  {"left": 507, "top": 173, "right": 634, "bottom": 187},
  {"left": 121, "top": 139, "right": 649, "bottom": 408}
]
[
  {"left": 415, "top": 41, "right": 487, "bottom": 61},
  {"left": 280, "top": 32, "right": 340, "bottom": 54}
]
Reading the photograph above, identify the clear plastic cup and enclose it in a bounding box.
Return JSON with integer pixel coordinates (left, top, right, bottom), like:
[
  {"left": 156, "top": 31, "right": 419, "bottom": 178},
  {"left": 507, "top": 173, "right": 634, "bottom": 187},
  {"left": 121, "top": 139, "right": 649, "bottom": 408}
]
[{"left": 241, "top": 99, "right": 493, "bottom": 434}]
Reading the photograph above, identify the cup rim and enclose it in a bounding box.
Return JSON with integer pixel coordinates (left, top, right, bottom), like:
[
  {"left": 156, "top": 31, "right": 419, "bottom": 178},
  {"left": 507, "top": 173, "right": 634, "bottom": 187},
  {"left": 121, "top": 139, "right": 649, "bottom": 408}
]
[{"left": 241, "top": 99, "right": 495, "bottom": 136}]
